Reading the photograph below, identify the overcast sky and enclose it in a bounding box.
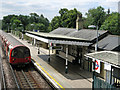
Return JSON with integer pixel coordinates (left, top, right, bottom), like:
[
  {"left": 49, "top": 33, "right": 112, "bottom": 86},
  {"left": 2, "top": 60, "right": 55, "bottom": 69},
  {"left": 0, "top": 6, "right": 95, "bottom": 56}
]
[{"left": 0, "top": 0, "right": 119, "bottom": 21}]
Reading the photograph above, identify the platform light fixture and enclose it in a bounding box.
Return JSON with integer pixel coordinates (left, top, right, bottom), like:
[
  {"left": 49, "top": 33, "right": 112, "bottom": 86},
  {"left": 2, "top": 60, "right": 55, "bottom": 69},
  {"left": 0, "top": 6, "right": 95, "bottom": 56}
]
[
  {"left": 88, "top": 25, "right": 98, "bottom": 51},
  {"left": 31, "top": 24, "right": 34, "bottom": 31}
]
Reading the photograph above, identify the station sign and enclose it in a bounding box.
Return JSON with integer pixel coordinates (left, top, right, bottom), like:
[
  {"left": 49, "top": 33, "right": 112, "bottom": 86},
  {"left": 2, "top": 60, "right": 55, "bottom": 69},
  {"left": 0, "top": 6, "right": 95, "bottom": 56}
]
[
  {"left": 95, "top": 60, "right": 100, "bottom": 73},
  {"left": 92, "top": 59, "right": 101, "bottom": 73},
  {"left": 104, "top": 62, "right": 111, "bottom": 71}
]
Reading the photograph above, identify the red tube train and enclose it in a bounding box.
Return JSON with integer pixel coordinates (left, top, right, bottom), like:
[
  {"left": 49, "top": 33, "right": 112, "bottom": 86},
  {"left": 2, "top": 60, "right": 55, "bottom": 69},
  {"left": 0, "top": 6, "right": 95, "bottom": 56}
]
[{"left": 0, "top": 30, "right": 31, "bottom": 65}]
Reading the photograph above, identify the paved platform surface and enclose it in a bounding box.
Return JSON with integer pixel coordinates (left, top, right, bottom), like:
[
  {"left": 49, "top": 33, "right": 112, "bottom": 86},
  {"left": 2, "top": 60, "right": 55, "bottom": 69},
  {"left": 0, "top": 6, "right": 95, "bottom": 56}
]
[
  {"left": 0, "top": 41, "right": 2, "bottom": 90},
  {"left": 10, "top": 34, "right": 92, "bottom": 88}
]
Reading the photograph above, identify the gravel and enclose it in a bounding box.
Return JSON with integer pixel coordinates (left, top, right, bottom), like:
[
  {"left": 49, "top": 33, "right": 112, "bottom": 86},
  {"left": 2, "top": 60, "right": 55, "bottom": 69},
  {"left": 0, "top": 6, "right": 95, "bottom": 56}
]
[
  {"left": 30, "top": 66, "right": 52, "bottom": 89},
  {"left": 0, "top": 40, "right": 17, "bottom": 89}
]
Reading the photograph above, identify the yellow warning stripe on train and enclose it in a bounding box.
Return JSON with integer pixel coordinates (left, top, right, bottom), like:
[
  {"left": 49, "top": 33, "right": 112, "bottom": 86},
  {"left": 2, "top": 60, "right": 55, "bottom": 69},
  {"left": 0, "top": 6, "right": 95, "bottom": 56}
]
[{"left": 32, "top": 59, "right": 64, "bottom": 90}]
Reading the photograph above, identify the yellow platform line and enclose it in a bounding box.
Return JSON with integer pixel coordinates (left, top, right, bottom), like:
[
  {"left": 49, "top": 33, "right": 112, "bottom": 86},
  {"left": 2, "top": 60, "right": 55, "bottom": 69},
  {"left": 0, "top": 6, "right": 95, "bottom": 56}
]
[{"left": 32, "top": 59, "right": 64, "bottom": 90}]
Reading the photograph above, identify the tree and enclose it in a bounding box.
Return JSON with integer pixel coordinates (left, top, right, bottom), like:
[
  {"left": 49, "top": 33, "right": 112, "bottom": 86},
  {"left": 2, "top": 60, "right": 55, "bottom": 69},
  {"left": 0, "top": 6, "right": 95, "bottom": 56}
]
[
  {"left": 2, "top": 15, "right": 17, "bottom": 30},
  {"left": 60, "top": 8, "right": 81, "bottom": 28},
  {"left": 11, "top": 19, "right": 22, "bottom": 31},
  {"left": 85, "top": 6, "right": 106, "bottom": 29},
  {"left": 49, "top": 16, "right": 61, "bottom": 31},
  {"left": 36, "top": 23, "right": 45, "bottom": 31},
  {"left": 49, "top": 8, "right": 82, "bottom": 31},
  {"left": 38, "top": 14, "right": 49, "bottom": 31},
  {"left": 17, "top": 15, "right": 29, "bottom": 30},
  {"left": 2, "top": 13, "right": 50, "bottom": 32},
  {"left": 100, "top": 12, "right": 120, "bottom": 35},
  {"left": 59, "top": 8, "right": 68, "bottom": 16},
  {"left": 29, "top": 13, "right": 39, "bottom": 23},
  {"left": 0, "top": 20, "right": 2, "bottom": 29}
]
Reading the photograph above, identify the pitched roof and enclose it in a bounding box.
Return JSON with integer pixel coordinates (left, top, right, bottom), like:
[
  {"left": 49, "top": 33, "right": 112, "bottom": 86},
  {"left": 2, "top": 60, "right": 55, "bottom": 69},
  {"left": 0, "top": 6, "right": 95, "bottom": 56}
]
[
  {"left": 50, "top": 27, "right": 108, "bottom": 41},
  {"left": 67, "top": 29, "right": 107, "bottom": 41},
  {"left": 85, "top": 51, "right": 120, "bottom": 66},
  {"left": 27, "top": 31, "right": 88, "bottom": 41},
  {"left": 50, "top": 27, "right": 77, "bottom": 35},
  {"left": 93, "top": 35, "right": 120, "bottom": 51},
  {"left": 26, "top": 31, "right": 92, "bottom": 46}
]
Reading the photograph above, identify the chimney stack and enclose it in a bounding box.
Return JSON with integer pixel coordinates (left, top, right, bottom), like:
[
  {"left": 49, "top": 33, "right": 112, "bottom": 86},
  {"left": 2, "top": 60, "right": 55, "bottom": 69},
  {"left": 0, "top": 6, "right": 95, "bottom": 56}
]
[{"left": 76, "top": 14, "right": 83, "bottom": 30}]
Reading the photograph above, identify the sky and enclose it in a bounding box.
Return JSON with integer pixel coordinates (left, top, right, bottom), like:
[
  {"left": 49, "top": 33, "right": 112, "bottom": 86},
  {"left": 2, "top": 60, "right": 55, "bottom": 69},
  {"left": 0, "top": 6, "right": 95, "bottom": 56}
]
[{"left": 0, "top": 0, "right": 119, "bottom": 21}]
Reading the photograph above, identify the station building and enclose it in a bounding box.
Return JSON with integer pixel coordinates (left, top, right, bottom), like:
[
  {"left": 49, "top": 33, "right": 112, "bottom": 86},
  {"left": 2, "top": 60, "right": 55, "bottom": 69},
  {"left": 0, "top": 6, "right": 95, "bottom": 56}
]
[
  {"left": 85, "top": 51, "right": 120, "bottom": 88},
  {"left": 25, "top": 14, "right": 120, "bottom": 88}
]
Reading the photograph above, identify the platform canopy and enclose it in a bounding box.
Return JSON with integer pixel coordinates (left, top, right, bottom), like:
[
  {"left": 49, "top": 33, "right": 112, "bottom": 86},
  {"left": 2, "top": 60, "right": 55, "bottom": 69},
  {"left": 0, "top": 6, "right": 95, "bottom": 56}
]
[
  {"left": 26, "top": 31, "right": 92, "bottom": 46},
  {"left": 85, "top": 51, "right": 120, "bottom": 67}
]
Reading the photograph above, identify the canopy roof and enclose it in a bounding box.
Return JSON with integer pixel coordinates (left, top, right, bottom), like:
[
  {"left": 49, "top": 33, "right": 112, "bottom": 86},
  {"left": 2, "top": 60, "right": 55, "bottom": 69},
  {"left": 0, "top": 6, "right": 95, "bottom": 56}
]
[
  {"left": 50, "top": 27, "right": 108, "bottom": 41},
  {"left": 26, "top": 31, "right": 92, "bottom": 46},
  {"left": 92, "top": 35, "right": 120, "bottom": 51},
  {"left": 85, "top": 51, "right": 120, "bottom": 67}
]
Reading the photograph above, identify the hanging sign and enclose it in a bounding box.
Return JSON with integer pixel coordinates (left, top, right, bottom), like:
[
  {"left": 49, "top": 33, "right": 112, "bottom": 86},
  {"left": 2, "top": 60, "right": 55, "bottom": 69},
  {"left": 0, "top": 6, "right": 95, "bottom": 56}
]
[
  {"left": 95, "top": 59, "right": 100, "bottom": 73},
  {"left": 104, "top": 62, "right": 111, "bottom": 71},
  {"left": 49, "top": 43, "right": 52, "bottom": 50},
  {"left": 92, "top": 58, "right": 101, "bottom": 73}
]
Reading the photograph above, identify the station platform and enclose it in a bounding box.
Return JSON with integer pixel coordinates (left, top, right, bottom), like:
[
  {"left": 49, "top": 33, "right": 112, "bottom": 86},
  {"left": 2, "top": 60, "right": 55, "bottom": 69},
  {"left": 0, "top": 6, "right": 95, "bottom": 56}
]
[{"left": 10, "top": 34, "right": 92, "bottom": 89}]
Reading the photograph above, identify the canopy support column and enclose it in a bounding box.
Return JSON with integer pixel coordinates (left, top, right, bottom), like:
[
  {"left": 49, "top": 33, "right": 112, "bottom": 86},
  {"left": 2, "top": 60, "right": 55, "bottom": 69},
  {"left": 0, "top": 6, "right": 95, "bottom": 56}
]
[
  {"left": 48, "top": 43, "right": 50, "bottom": 63},
  {"left": 38, "top": 44, "right": 40, "bottom": 54},
  {"left": 34, "top": 38, "right": 36, "bottom": 46},
  {"left": 110, "top": 66, "right": 113, "bottom": 84},
  {"left": 22, "top": 33, "right": 24, "bottom": 40},
  {"left": 65, "top": 45, "right": 68, "bottom": 74}
]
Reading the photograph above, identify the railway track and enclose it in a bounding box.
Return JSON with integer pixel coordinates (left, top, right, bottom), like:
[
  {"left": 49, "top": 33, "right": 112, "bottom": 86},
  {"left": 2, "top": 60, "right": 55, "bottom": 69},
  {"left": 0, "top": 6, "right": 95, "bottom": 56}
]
[
  {"left": 0, "top": 57, "right": 6, "bottom": 90},
  {"left": 14, "top": 68, "right": 40, "bottom": 89},
  {"left": 0, "top": 39, "right": 54, "bottom": 89},
  {"left": 0, "top": 40, "right": 6, "bottom": 89}
]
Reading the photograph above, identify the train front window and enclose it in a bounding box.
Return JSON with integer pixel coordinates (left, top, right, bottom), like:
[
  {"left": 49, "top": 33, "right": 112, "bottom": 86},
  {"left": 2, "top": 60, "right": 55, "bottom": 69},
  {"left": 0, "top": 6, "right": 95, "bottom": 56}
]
[{"left": 11, "top": 46, "right": 30, "bottom": 58}]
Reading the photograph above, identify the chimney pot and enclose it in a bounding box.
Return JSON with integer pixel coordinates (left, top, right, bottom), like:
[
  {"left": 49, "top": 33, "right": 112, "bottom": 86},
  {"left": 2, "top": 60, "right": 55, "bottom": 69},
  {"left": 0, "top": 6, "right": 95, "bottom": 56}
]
[{"left": 76, "top": 14, "right": 83, "bottom": 30}]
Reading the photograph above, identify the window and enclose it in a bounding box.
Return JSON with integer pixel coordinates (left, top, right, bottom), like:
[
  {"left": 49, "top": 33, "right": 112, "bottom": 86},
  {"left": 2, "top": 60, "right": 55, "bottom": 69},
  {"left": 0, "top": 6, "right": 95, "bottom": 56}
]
[{"left": 11, "top": 46, "right": 30, "bottom": 58}]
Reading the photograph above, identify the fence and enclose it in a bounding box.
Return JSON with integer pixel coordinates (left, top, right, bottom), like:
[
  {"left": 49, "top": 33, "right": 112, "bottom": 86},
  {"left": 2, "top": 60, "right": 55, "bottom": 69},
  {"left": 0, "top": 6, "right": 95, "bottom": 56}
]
[{"left": 93, "top": 76, "right": 117, "bottom": 90}]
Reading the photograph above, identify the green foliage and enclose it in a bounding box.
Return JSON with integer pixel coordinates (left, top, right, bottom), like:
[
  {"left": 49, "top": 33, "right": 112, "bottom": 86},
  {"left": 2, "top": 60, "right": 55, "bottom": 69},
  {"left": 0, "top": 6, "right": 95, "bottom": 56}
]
[
  {"left": 2, "top": 13, "right": 50, "bottom": 32},
  {"left": 0, "top": 20, "right": 2, "bottom": 29},
  {"left": 85, "top": 6, "right": 106, "bottom": 29},
  {"left": 49, "top": 16, "right": 61, "bottom": 31},
  {"left": 49, "top": 8, "right": 82, "bottom": 31},
  {"left": 13, "top": 19, "right": 22, "bottom": 27},
  {"left": 100, "top": 12, "right": 120, "bottom": 35},
  {"left": 2, "top": 7, "right": 119, "bottom": 35}
]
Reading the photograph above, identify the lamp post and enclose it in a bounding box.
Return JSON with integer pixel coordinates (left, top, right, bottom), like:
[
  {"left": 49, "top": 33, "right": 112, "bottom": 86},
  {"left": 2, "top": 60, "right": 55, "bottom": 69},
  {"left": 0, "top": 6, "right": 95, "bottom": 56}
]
[
  {"left": 7, "top": 23, "right": 9, "bottom": 33},
  {"left": 96, "top": 25, "right": 99, "bottom": 51},
  {"left": 31, "top": 24, "right": 34, "bottom": 31},
  {"left": 31, "top": 24, "right": 34, "bottom": 45},
  {"left": 20, "top": 24, "right": 23, "bottom": 39},
  {"left": 15, "top": 28, "right": 17, "bottom": 36},
  {"left": 88, "top": 25, "right": 98, "bottom": 51},
  {"left": 13, "top": 23, "right": 16, "bottom": 35},
  {"left": 9, "top": 23, "right": 12, "bottom": 33}
]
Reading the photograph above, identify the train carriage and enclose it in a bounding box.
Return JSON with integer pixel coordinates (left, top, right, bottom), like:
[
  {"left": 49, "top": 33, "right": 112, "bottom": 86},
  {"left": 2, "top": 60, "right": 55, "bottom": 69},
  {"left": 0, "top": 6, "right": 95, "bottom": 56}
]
[{"left": 0, "top": 30, "right": 31, "bottom": 65}]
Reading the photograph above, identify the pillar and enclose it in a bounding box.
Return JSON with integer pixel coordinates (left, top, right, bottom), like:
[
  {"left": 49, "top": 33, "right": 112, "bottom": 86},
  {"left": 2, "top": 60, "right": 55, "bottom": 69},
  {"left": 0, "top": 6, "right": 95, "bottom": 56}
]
[
  {"left": 110, "top": 66, "right": 113, "bottom": 84},
  {"left": 38, "top": 45, "right": 40, "bottom": 54},
  {"left": 92, "top": 59, "right": 96, "bottom": 90},
  {"left": 32, "top": 38, "right": 34, "bottom": 45},
  {"left": 15, "top": 31, "right": 17, "bottom": 36},
  {"left": 48, "top": 43, "right": 50, "bottom": 63},
  {"left": 34, "top": 38, "right": 36, "bottom": 46},
  {"left": 22, "top": 33, "right": 24, "bottom": 40},
  {"left": 65, "top": 45, "right": 68, "bottom": 74}
]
